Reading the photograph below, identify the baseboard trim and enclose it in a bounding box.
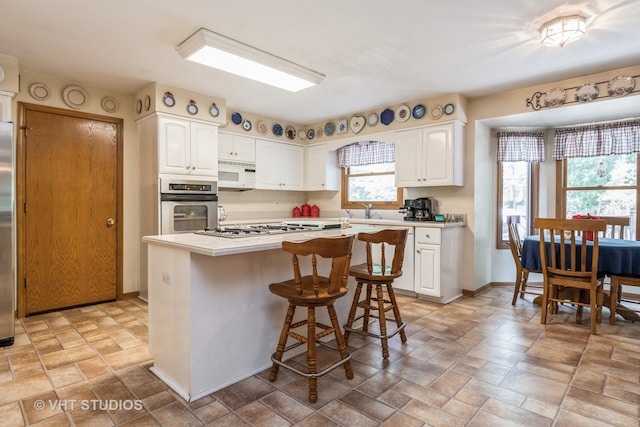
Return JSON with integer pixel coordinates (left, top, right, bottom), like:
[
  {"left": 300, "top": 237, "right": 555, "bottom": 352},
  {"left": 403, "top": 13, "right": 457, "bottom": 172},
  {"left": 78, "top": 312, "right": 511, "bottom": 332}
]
[
  {"left": 463, "top": 281, "right": 544, "bottom": 298},
  {"left": 120, "top": 291, "right": 140, "bottom": 299}
]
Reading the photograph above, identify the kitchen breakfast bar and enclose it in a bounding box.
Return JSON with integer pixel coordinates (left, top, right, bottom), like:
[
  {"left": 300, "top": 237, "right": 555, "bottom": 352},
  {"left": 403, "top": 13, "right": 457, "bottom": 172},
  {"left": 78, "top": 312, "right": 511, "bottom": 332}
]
[{"left": 142, "top": 224, "right": 386, "bottom": 402}]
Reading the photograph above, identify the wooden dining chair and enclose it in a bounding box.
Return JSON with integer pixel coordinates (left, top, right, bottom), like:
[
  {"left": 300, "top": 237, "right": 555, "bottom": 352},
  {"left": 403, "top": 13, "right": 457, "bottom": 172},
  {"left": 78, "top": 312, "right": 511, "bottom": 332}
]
[
  {"left": 534, "top": 218, "right": 607, "bottom": 334},
  {"left": 268, "top": 235, "right": 355, "bottom": 403},
  {"left": 507, "top": 216, "right": 542, "bottom": 305},
  {"left": 609, "top": 275, "right": 640, "bottom": 324},
  {"left": 595, "top": 216, "right": 634, "bottom": 324},
  {"left": 597, "top": 216, "right": 630, "bottom": 239}
]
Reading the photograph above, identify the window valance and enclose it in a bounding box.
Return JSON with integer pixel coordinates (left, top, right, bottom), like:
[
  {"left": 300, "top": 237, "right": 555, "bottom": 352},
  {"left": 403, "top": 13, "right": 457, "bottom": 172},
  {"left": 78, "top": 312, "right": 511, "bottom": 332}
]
[
  {"left": 553, "top": 119, "right": 640, "bottom": 160},
  {"left": 497, "top": 131, "right": 545, "bottom": 162},
  {"left": 337, "top": 141, "right": 395, "bottom": 168}
]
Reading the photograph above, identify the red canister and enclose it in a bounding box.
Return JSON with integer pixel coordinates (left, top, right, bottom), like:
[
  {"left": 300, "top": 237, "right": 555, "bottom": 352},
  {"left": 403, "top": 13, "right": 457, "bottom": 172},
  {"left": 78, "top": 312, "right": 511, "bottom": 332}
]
[
  {"left": 310, "top": 204, "right": 320, "bottom": 217},
  {"left": 301, "top": 203, "right": 311, "bottom": 217},
  {"left": 292, "top": 206, "right": 301, "bottom": 217}
]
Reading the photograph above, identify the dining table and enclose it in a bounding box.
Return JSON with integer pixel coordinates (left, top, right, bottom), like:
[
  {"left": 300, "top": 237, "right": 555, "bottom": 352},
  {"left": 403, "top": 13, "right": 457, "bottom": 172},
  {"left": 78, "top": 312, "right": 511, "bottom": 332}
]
[
  {"left": 521, "top": 235, "right": 640, "bottom": 322},
  {"left": 521, "top": 235, "right": 640, "bottom": 277}
]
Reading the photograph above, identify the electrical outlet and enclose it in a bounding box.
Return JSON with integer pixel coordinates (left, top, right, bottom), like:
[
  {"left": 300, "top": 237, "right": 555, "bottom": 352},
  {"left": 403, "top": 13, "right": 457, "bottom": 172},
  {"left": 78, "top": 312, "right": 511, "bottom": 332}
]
[{"left": 162, "top": 272, "right": 170, "bottom": 284}]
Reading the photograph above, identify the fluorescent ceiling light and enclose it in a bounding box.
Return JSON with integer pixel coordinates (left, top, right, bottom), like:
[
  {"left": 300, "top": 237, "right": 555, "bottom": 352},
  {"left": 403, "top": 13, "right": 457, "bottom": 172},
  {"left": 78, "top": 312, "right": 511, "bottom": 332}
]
[
  {"left": 539, "top": 15, "right": 586, "bottom": 47},
  {"left": 177, "top": 28, "right": 324, "bottom": 92}
]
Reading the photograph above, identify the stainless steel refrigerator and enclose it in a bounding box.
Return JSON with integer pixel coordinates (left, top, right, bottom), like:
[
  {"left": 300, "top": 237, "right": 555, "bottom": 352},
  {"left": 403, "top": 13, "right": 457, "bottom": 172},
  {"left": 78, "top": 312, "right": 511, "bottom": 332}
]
[{"left": 0, "top": 121, "right": 15, "bottom": 347}]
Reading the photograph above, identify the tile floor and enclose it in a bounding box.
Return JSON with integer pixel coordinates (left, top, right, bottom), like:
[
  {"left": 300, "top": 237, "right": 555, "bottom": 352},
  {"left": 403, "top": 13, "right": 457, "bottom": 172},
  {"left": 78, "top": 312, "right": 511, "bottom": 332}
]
[{"left": 1, "top": 286, "right": 639, "bottom": 426}]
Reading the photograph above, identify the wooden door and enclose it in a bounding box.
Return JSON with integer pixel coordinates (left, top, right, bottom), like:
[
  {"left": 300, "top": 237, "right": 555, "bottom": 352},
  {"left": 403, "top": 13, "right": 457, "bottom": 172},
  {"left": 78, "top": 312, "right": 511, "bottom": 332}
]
[{"left": 19, "top": 104, "right": 121, "bottom": 315}]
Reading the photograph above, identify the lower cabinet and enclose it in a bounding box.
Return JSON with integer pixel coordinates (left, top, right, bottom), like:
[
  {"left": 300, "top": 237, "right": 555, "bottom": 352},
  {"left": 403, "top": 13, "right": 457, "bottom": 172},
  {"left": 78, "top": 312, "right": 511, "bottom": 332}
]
[{"left": 414, "top": 226, "right": 463, "bottom": 303}]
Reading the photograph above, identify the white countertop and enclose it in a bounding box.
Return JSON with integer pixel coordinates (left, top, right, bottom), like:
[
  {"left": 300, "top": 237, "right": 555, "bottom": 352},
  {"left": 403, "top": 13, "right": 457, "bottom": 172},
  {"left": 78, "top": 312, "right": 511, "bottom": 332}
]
[
  {"left": 142, "top": 219, "right": 465, "bottom": 257},
  {"left": 142, "top": 224, "right": 383, "bottom": 257},
  {"left": 219, "top": 217, "right": 465, "bottom": 229},
  {"left": 345, "top": 218, "right": 465, "bottom": 228}
]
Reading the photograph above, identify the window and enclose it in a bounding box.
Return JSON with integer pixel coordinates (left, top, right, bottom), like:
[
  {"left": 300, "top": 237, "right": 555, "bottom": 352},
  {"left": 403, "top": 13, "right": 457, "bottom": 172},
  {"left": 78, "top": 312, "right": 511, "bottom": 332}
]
[
  {"left": 554, "top": 119, "right": 640, "bottom": 240},
  {"left": 496, "top": 131, "right": 544, "bottom": 248},
  {"left": 559, "top": 154, "right": 639, "bottom": 239},
  {"left": 497, "top": 162, "right": 539, "bottom": 248},
  {"left": 339, "top": 141, "right": 402, "bottom": 210}
]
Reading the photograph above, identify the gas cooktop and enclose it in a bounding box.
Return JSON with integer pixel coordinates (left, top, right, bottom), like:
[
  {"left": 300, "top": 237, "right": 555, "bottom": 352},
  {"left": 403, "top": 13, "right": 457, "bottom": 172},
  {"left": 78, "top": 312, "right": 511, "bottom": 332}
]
[{"left": 195, "top": 222, "right": 340, "bottom": 238}]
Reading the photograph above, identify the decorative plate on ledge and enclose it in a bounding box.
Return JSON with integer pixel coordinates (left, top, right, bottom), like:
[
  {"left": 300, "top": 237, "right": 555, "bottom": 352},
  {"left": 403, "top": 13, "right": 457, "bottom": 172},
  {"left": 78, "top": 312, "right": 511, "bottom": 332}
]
[
  {"left": 101, "top": 96, "right": 119, "bottom": 113},
  {"left": 430, "top": 104, "right": 443, "bottom": 120},
  {"left": 543, "top": 87, "right": 566, "bottom": 108},
  {"left": 607, "top": 75, "right": 635, "bottom": 97},
  {"left": 29, "top": 83, "right": 50, "bottom": 101},
  {"left": 62, "top": 85, "right": 89, "bottom": 109},
  {"left": 575, "top": 83, "right": 599, "bottom": 102}
]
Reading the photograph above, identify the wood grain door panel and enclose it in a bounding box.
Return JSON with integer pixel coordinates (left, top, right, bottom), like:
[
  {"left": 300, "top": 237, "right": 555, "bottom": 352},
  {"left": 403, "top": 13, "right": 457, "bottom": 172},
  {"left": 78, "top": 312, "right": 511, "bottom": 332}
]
[{"left": 23, "top": 108, "right": 118, "bottom": 314}]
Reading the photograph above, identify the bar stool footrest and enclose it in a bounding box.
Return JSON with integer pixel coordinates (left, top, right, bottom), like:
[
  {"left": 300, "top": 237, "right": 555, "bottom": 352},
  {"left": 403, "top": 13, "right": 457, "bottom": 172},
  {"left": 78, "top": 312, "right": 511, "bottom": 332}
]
[
  {"left": 343, "top": 314, "right": 406, "bottom": 340},
  {"left": 271, "top": 341, "right": 352, "bottom": 379}
]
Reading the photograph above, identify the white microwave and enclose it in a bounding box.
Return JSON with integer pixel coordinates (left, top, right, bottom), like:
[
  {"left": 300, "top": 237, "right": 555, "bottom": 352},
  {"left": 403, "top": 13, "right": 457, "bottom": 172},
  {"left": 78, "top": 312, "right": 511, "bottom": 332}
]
[{"left": 218, "top": 161, "right": 256, "bottom": 191}]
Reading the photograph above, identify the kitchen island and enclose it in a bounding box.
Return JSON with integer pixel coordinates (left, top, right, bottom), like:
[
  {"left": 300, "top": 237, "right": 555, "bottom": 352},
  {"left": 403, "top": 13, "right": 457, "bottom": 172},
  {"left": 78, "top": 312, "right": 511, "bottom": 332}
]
[{"left": 142, "top": 225, "right": 385, "bottom": 402}]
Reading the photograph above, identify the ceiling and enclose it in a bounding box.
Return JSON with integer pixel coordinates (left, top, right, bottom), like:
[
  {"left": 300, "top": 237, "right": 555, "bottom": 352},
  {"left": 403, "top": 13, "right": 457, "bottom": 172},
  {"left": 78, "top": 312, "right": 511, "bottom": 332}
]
[{"left": 1, "top": 0, "right": 640, "bottom": 124}]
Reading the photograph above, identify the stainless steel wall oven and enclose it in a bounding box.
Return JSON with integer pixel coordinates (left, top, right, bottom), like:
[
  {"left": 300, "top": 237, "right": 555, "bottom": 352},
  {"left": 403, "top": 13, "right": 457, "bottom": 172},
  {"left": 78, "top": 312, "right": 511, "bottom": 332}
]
[{"left": 160, "top": 179, "right": 218, "bottom": 234}]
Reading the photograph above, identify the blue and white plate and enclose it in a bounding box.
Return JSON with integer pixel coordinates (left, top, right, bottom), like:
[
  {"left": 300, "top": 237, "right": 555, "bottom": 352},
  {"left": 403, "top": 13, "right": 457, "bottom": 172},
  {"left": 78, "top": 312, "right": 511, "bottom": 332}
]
[
  {"left": 324, "top": 121, "right": 335, "bottom": 136},
  {"left": 307, "top": 129, "right": 315, "bottom": 140},
  {"left": 273, "top": 123, "right": 283, "bottom": 137},
  {"left": 231, "top": 112, "right": 242, "bottom": 125},
  {"left": 380, "top": 108, "right": 394, "bottom": 125},
  {"left": 412, "top": 104, "right": 426, "bottom": 119},
  {"left": 242, "top": 119, "right": 252, "bottom": 131}
]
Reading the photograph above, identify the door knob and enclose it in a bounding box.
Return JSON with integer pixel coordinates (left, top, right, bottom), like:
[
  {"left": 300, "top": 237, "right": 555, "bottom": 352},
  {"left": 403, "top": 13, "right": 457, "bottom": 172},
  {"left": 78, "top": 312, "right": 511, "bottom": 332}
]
[{"left": 107, "top": 218, "right": 115, "bottom": 226}]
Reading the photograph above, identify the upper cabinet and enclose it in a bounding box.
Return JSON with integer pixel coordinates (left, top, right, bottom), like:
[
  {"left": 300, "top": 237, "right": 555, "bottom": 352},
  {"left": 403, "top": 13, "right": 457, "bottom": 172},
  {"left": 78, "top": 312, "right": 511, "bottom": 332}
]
[
  {"left": 255, "top": 139, "right": 304, "bottom": 190},
  {"left": 158, "top": 115, "right": 218, "bottom": 177},
  {"left": 395, "top": 121, "right": 464, "bottom": 187},
  {"left": 218, "top": 132, "right": 256, "bottom": 163},
  {"left": 304, "top": 144, "right": 340, "bottom": 191}
]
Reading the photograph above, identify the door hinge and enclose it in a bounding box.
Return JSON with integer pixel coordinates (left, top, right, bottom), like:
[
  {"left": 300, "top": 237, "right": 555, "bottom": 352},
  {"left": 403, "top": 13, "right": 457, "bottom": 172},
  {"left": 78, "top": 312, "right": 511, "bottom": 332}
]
[
  {"left": 20, "top": 125, "right": 31, "bottom": 136},
  {"left": 24, "top": 278, "right": 27, "bottom": 289},
  {"left": 24, "top": 202, "right": 27, "bottom": 213}
]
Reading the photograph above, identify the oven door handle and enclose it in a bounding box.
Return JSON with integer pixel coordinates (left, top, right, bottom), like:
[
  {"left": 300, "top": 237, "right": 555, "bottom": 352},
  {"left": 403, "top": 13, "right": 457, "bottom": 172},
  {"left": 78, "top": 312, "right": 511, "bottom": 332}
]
[{"left": 160, "top": 193, "right": 218, "bottom": 202}]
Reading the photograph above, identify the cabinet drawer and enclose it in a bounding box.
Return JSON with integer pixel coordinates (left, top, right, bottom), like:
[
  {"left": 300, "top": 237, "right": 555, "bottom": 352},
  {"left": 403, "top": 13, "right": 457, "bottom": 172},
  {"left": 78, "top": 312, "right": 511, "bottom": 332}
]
[{"left": 414, "top": 228, "right": 441, "bottom": 244}]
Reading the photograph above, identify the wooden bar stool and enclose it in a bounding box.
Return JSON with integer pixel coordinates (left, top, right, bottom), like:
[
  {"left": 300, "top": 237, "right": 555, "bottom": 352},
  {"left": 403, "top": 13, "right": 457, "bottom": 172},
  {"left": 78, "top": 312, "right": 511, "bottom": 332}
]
[
  {"left": 268, "top": 235, "right": 354, "bottom": 403},
  {"left": 343, "top": 229, "right": 408, "bottom": 358}
]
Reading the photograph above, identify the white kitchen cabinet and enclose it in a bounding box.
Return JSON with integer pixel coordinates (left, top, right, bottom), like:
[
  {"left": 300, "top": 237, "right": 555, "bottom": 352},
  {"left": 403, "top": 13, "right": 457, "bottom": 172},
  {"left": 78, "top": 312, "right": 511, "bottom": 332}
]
[
  {"left": 414, "top": 226, "right": 463, "bottom": 303},
  {"left": 255, "top": 139, "right": 303, "bottom": 190},
  {"left": 392, "top": 229, "right": 414, "bottom": 292},
  {"left": 395, "top": 121, "right": 464, "bottom": 187},
  {"left": 158, "top": 115, "right": 218, "bottom": 177},
  {"left": 304, "top": 144, "right": 339, "bottom": 191},
  {"left": 218, "top": 132, "right": 255, "bottom": 163}
]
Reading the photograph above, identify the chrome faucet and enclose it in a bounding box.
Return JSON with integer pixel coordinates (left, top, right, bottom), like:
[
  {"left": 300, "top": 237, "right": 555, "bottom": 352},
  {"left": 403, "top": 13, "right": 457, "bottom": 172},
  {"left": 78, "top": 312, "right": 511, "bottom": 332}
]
[{"left": 362, "top": 203, "right": 373, "bottom": 219}]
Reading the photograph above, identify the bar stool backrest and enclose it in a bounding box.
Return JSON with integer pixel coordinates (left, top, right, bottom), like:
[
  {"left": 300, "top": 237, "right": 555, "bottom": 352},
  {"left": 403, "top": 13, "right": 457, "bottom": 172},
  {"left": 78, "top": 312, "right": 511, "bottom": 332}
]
[
  {"left": 357, "top": 228, "right": 408, "bottom": 278},
  {"left": 282, "top": 235, "right": 354, "bottom": 296}
]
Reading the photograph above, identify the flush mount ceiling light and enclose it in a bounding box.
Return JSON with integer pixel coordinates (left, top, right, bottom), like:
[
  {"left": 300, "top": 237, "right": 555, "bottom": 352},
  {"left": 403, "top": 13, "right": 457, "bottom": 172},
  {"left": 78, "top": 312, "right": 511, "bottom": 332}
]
[
  {"left": 177, "top": 28, "right": 324, "bottom": 92},
  {"left": 539, "top": 14, "right": 586, "bottom": 47}
]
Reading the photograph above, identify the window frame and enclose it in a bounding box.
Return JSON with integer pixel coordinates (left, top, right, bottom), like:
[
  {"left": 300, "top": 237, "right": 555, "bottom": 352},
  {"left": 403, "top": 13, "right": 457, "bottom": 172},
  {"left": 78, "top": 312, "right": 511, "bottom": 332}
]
[
  {"left": 496, "top": 161, "right": 539, "bottom": 249},
  {"left": 340, "top": 165, "right": 402, "bottom": 210},
  {"left": 556, "top": 154, "right": 640, "bottom": 240}
]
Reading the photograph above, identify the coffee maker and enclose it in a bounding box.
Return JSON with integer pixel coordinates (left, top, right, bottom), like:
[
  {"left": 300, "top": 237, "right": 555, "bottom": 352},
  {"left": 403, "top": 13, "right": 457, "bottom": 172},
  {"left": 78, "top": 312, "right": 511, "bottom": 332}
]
[{"left": 400, "top": 198, "right": 437, "bottom": 221}]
